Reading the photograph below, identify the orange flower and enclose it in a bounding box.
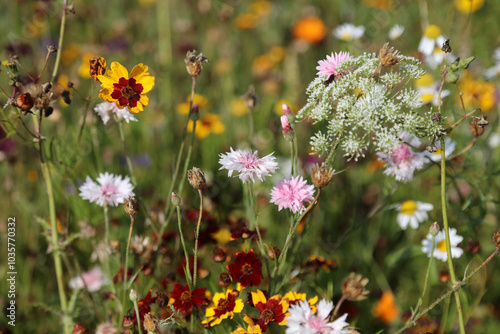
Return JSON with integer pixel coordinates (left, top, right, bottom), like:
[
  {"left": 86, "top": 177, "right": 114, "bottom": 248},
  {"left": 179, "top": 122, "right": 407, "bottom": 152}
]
[
  {"left": 292, "top": 17, "right": 327, "bottom": 44},
  {"left": 373, "top": 291, "right": 399, "bottom": 324},
  {"left": 459, "top": 71, "right": 498, "bottom": 112},
  {"left": 188, "top": 113, "right": 225, "bottom": 139}
]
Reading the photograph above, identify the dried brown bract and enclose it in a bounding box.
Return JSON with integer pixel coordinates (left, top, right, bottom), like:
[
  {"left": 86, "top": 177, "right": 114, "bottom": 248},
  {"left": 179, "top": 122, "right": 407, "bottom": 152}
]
[
  {"left": 185, "top": 50, "right": 208, "bottom": 78},
  {"left": 342, "top": 272, "right": 369, "bottom": 301},
  {"left": 311, "top": 163, "right": 335, "bottom": 188},
  {"left": 378, "top": 43, "right": 402, "bottom": 67}
]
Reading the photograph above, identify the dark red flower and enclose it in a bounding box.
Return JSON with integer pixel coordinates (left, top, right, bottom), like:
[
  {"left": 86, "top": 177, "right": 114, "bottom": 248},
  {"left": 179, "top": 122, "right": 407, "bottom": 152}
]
[
  {"left": 170, "top": 282, "right": 207, "bottom": 315},
  {"left": 128, "top": 290, "right": 157, "bottom": 331},
  {"left": 111, "top": 77, "right": 144, "bottom": 108},
  {"left": 226, "top": 249, "right": 263, "bottom": 288}
]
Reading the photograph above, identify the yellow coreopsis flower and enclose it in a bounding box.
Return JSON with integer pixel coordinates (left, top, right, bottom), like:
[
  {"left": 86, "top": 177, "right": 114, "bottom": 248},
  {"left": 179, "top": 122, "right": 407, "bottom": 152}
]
[
  {"left": 98, "top": 61, "right": 155, "bottom": 114},
  {"left": 202, "top": 288, "right": 244, "bottom": 327},
  {"left": 188, "top": 113, "right": 225, "bottom": 139},
  {"left": 455, "top": 0, "right": 484, "bottom": 14},
  {"left": 232, "top": 315, "right": 263, "bottom": 334}
]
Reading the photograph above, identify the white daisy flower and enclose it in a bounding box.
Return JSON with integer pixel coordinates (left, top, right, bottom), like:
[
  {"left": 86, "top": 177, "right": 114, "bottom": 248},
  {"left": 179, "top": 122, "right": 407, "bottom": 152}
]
[
  {"left": 333, "top": 23, "right": 365, "bottom": 41},
  {"left": 422, "top": 227, "right": 463, "bottom": 262},
  {"left": 94, "top": 101, "right": 138, "bottom": 125},
  {"left": 426, "top": 137, "right": 456, "bottom": 162},
  {"left": 488, "top": 132, "right": 500, "bottom": 148},
  {"left": 394, "top": 200, "right": 433, "bottom": 229},
  {"left": 388, "top": 24, "right": 404, "bottom": 40},
  {"left": 219, "top": 147, "right": 278, "bottom": 183},
  {"left": 286, "top": 299, "right": 350, "bottom": 334},
  {"left": 79, "top": 172, "right": 135, "bottom": 207},
  {"left": 418, "top": 25, "right": 446, "bottom": 56},
  {"left": 415, "top": 73, "right": 450, "bottom": 106}
]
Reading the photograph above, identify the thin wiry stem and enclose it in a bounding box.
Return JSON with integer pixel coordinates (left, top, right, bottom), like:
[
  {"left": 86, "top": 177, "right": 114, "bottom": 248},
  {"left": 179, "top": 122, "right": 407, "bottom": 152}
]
[{"left": 192, "top": 189, "right": 203, "bottom": 287}]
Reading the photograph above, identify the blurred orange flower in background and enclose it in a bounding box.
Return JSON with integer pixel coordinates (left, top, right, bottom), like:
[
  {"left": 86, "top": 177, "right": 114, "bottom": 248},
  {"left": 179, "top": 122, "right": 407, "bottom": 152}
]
[
  {"left": 188, "top": 113, "right": 225, "bottom": 139},
  {"left": 292, "top": 17, "right": 327, "bottom": 44},
  {"left": 373, "top": 291, "right": 399, "bottom": 324},
  {"left": 459, "top": 71, "right": 498, "bottom": 112},
  {"left": 455, "top": 0, "right": 484, "bottom": 14}
]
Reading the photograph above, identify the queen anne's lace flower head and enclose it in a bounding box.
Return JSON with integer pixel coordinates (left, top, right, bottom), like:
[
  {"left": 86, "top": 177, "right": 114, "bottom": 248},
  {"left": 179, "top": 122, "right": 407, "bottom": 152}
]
[
  {"left": 79, "top": 172, "right": 135, "bottom": 207},
  {"left": 270, "top": 176, "right": 315, "bottom": 214},
  {"left": 219, "top": 147, "right": 278, "bottom": 183}
]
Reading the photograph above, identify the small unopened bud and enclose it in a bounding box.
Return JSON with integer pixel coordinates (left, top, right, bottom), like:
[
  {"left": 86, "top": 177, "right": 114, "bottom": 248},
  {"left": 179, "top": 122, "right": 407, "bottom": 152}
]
[
  {"left": 267, "top": 246, "right": 281, "bottom": 260},
  {"left": 311, "top": 163, "right": 335, "bottom": 188},
  {"left": 230, "top": 289, "right": 240, "bottom": 298},
  {"left": 47, "top": 45, "right": 57, "bottom": 54},
  {"left": 129, "top": 288, "right": 138, "bottom": 302},
  {"left": 190, "top": 103, "right": 200, "bottom": 121},
  {"left": 441, "top": 39, "right": 452, "bottom": 53},
  {"left": 466, "top": 239, "right": 481, "bottom": 254},
  {"left": 378, "top": 43, "right": 402, "bottom": 67},
  {"left": 218, "top": 272, "right": 232, "bottom": 287},
  {"left": 143, "top": 312, "right": 159, "bottom": 333},
  {"left": 44, "top": 106, "right": 54, "bottom": 117},
  {"left": 439, "top": 270, "right": 450, "bottom": 283},
  {"left": 171, "top": 192, "right": 181, "bottom": 206},
  {"left": 282, "top": 103, "right": 292, "bottom": 116},
  {"left": 16, "top": 92, "right": 34, "bottom": 112},
  {"left": 470, "top": 115, "right": 488, "bottom": 137},
  {"left": 73, "top": 323, "right": 87, "bottom": 334},
  {"left": 213, "top": 246, "right": 227, "bottom": 263},
  {"left": 89, "top": 57, "right": 106, "bottom": 83},
  {"left": 281, "top": 115, "right": 294, "bottom": 141},
  {"left": 185, "top": 50, "right": 208, "bottom": 78},
  {"left": 242, "top": 85, "right": 258, "bottom": 109},
  {"left": 187, "top": 167, "right": 206, "bottom": 190},
  {"left": 67, "top": 81, "right": 74, "bottom": 88},
  {"left": 429, "top": 222, "right": 439, "bottom": 236},
  {"left": 493, "top": 229, "right": 500, "bottom": 248},
  {"left": 124, "top": 196, "right": 139, "bottom": 216}
]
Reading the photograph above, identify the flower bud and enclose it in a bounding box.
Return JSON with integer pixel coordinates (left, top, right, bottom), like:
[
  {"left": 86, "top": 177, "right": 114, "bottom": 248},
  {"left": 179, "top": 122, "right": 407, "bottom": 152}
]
[
  {"left": 124, "top": 196, "right": 139, "bottom": 216},
  {"left": 470, "top": 115, "right": 488, "bottom": 137},
  {"left": 218, "top": 272, "right": 232, "bottom": 287},
  {"left": 129, "top": 288, "right": 138, "bottom": 302},
  {"left": 242, "top": 85, "right": 258, "bottom": 109},
  {"left": 89, "top": 57, "right": 106, "bottom": 83},
  {"left": 190, "top": 103, "right": 200, "bottom": 121},
  {"left": 267, "top": 246, "right": 281, "bottom": 260},
  {"left": 429, "top": 222, "right": 439, "bottom": 237},
  {"left": 213, "top": 246, "right": 228, "bottom": 263},
  {"left": 187, "top": 167, "right": 206, "bottom": 191},
  {"left": 439, "top": 270, "right": 450, "bottom": 283},
  {"left": 16, "top": 92, "right": 34, "bottom": 112},
  {"left": 185, "top": 50, "right": 208, "bottom": 78},
  {"left": 282, "top": 103, "right": 292, "bottom": 116},
  {"left": 122, "top": 315, "right": 134, "bottom": 329},
  {"left": 171, "top": 192, "right": 181, "bottom": 207},
  {"left": 281, "top": 115, "right": 294, "bottom": 141}
]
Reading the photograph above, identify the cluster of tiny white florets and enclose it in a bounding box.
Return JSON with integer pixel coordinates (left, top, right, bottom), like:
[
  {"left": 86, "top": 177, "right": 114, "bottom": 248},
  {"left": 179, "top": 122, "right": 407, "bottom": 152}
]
[{"left": 298, "top": 52, "right": 443, "bottom": 161}]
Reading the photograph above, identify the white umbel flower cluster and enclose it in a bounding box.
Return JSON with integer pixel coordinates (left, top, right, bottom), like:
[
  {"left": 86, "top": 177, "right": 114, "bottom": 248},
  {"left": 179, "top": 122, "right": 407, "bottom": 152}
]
[{"left": 298, "top": 52, "right": 443, "bottom": 161}]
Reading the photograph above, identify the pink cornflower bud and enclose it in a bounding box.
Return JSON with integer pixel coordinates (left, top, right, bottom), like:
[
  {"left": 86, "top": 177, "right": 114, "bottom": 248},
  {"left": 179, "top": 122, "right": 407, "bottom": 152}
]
[
  {"left": 282, "top": 103, "right": 292, "bottom": 116},
  {"left": 281, "top": 115, "right": 294, "bottom": 141},
  {"left": 190, "top": 103, "right": 200, "bottom": 121},
  {"left": 429, "top": 222, "right": 439, "bottom": 236}
]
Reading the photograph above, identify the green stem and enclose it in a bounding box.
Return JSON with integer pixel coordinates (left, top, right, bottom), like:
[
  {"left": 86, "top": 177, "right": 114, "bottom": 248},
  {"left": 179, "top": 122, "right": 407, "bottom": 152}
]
[
  {"left": 440, "top": 137, "right": 466, "bottom": 334},
  {"left": 289, "top": 141, "right": 295, "bottom": 176},
  {"left": 246, "top": 182, "right": 265, "bottom": 255},
  {"left": 133, "top": 298, "right": 143, "bottom": 334},
  {"left": 50, "top": 0, "right": 68, "bottom": 85},
  {"left": 118, "top": 121, "right": 137, "bottom": 185},
  {"left": 121, "top": 214, "right": 135, "bottom": 331},
  {"left": 178, "top": 119, "right": 197, "bottom": 197},
  {"left": 192, "top": 189, "right": 203, "bottom": 287},
  {"left": 248, "top": 107, "right": 254, "bottom": 149},
  {"left": 176, "top": 205, "right": 192, "bottom": 288}
]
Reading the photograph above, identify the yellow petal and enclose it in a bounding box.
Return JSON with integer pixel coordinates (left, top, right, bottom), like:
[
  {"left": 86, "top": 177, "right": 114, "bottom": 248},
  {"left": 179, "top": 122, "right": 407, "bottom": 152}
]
[
  {"left": 137, "top": 75, "right": 155, "bottom": 93},
  {"left": 204, "top": 306, "right": 216, "bottom": 318},
  {"left": 211, "top": 121, "right": 226, "bottom": 134},
  {"left": 99, "top": 88, "right": 114, "bottom": 102},
  {"left": 98, "top": 74, "right": 117, "bottom": 89},
  {"left": 251, "top": 290, "right": 267, "bottom": 305},
  {"left": 109, "top": 61, "right": 129, "bottom": 80},
  {"left": 130, "top": 63, "right": 149, "bottom": 79},
  {"left": 139, "top": 94, "right": 149, "bottom": 108},
  {"left": 234, "top": 299, "right": 244, "bottom": 313}
]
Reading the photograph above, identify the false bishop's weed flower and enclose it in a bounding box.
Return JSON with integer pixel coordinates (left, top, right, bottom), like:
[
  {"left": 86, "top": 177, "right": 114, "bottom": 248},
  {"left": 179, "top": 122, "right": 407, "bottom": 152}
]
[
  {"left": 98, "top": 61, "right": 155, "bottom": 113},
  {"left": 422, "top": 227, "right": 464, "bottom": 262},
  {"left": 169, "top": 282, "right": 207, "bottom": 315},
  {"left": 251, "top": 290, "right": 289, "bottom": 331},
  {"left": 226, "top": 249, "right": 263, "bottom": 288},
  {"left": 94, "top": 101, "right": 138, "bottom": 124},
  {"left": 79, "top": 172, "right": 134, "bottom": 207},
  {"left": 270, "top": 176, "right": 315, "bottom": 214},
  {"left": 286, "top": 299, "right": 350, "bottom": 334},
  {"left": 394, "top": 200, "right": 434, "bottom": 229},
  {"left": 219, "top": 147, "right": 278, "bottom": 183}
]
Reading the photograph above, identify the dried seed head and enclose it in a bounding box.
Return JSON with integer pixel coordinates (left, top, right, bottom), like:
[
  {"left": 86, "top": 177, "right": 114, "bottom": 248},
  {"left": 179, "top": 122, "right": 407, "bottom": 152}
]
[
  {"left": 441, "top": 39, "right": 452, "bottom": 53},
  {"left": 187, "top": 167, "right": 206, "bottom": 191},
  {"left": 425, "top": 143, "right": 438, "bottom": 153},
  {"left": 47, "top": 45, "right": 57, "bottom": 54},
  {"left": 493, "top": 229, "right": 500, "bottom": 248},
  {"left": 185, "top": 50, "right": 209, "bottom": 78},
  {"left": 378, "top": 43, "right": 402, "bottom": 67},
  {"left": 218, "top": 272, "right": 232, "bottom": 287},
  {"left": 124, "top": 196, "right": 139, "bottom": 216},
  {"left": 470, "top": 115, "right": 488, "bottom": 137},
  {"left": 16, "top": 92, "right": 34, "bottom": 113},
  {"left": 143, "top": 312, "right": 159, "bottom": 332},
  {"left": 89, "top": 57, "right": 106, "bottom": 83},
  {"left": 213, "top": 246, "right": 228, "bottom": 263},
  {"left": 130, "top": 235, "right": 155, "bottom": 259},
  {"left": 242, "top": 85, "right": 258, "bottom": 109},
  {"left": 342, "top": 273, "right": 369, "bottom": 301},
  {"left": 311, "top": 163, "right": 335, "bottom": 188}
]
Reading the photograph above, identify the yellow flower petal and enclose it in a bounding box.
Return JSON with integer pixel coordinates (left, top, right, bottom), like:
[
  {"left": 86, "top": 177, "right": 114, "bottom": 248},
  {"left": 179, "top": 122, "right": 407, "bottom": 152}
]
[
  {"left": 98, "top": 74, "right": 117, "bottom": 89},
  {"left": 99, "top": 88, "right": 114, "bottom": 102},
  {"left": 108, "top": 61, "right": 129, "bottom": 80},
  {"left": 137, "top": 75, "right": 155, "bottom": 94},
  {"left": 233, "top": 299, "right": 244, "bottom": 313},
  {"left": 130, "top": 63, "right": 149, "bottom": 78},
  {"left": 139, "top": 94, "right": 149, "bottom": 108},
  {"left": 251, "top": 290, "right": 267, "bottom": 305}
]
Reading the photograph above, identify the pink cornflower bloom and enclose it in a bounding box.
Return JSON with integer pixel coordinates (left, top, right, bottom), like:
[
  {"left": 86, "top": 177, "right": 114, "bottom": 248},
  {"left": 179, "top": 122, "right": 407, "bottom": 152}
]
[
  {"left": 377, "top": 134, "right": 426, "bottom": 182},
  {"left": 286, "top": 299, "right": 350, "bottom": 334},
  {"left": 69, "top": 267, "right": 108, "bottom": 292},
  {"left": 79, "top": 172, "right": 135, "bottom": 207},
  {"left": 270, "top": 176, "right": 315, "bottom": 214},
  {"left": 316, "top": 52, "right": 352, "bottom": 80},
  {"left": 219, "top": 147, "right": 278, "bottom": 183},
  {"left": 281, "top": 115, "right": 294, "bottom": 141}
]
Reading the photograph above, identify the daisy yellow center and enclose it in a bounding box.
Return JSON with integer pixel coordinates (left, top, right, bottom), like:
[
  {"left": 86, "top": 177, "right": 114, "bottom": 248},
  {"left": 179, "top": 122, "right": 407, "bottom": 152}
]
[
  {"left": 341, "top": 32, "right": 352, "bottom": 40},
  {"left": 180, "top": 291, "right": 192, "bottom": 302},
  {"left": 260, "top": 309, "right": 275, "bottom": 325},
  {"left": 437, "top": 240, "right": 447, "bottom": 252},
  {"left": 400, "top": 200, "right": 418, "bottom": 215},
  {"left": 424, "top": 25, "right": 441, "bottom": 39},
  {"left": 421, "top": 93, "right": 434, "bottom": 103},
  {"left": 415, "top": 73, "right": 435, "bottom": 88},
  {"left": 433, "top": 148, "right": 442, "bottom": 156}
]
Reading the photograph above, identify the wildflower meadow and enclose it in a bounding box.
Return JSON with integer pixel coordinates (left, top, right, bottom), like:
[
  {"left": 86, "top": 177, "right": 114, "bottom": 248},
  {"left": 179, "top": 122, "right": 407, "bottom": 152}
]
[{"left": 2, "top": 0, "right": 500, "bottom": 333}]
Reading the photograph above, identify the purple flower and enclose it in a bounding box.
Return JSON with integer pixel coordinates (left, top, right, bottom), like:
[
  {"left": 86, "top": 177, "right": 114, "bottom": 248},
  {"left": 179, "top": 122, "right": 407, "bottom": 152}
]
[
  {"left": 316, "top": 52, "right": 352, "bottom": 80},
  {"left": 270, "top": 176, "right": 315, "bottom": 214},
  {"left": 219, "top": 147, "right": 278, "bottom": 183},
  {"left": 79, "top": 172, "right": 134, "bottom": 207},
  {"left": 377, "top": 134, "right": 426, "bottom": 182}
]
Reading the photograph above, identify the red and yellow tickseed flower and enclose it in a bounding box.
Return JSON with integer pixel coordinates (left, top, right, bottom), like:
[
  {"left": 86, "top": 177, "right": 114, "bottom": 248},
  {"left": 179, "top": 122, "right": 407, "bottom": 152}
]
[
  {"left": 98, "top": 61, "right": 155, "bottom": 114},
  {"left": 283, "top": 291, "right": 318, "bottom": 313},
  {"left": 292, "top": 17, "right": 327, "bottom": 44},
  {"left": 373, "top": 291, "right": 399, "bottom": 324},
  {"left": 188, "top": 112, "right": 225, "bottom": 139},
  {"left": 169, "top": 282, "right": 207, "bottom": 315},
  {"left": 226, "top": 249, "right": 263, "bottom": 288},
  {"left": 251, "top": 290, "right": 288, "bottom": 331},
  {"left": 232, "top": 315, "right": 263, "bottom": 334},
  {"left": 459, "top": 71, "right": 498, "bottom": 112},
  {"left": 177, "top": 93, "right": 210, "bottom": 115},
  {"left": 202, "top": 287, "right": 244, "bottom": 327}
]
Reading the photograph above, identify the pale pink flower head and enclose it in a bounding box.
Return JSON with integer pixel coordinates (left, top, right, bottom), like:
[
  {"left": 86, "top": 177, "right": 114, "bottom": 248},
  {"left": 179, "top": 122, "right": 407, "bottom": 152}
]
[
  {"left": 281, "top": 115, "right": 294, "bottom": 141},
  {"left": 377, "top": 134, "right": 426, "bottom": 182},
  {"left": 95, "top": 322, "right": 118, "bottom": 334},
  {"left": 316, "top": 52, "right": 352, "bottom": 80},
  {"left": 79, "top": 172, "right": 135, "bottom": 207},
  {"left": 286, "top": 299, "right": 350, "bottom": 334},
  {"left": 69, "top": 267, "right": 108, "bottom": 292},
  {"left": 219, "top": 147, "right": 278, "bottom": 183},
  {"left": 270, "top": 176, "right": 315, "bottom": 214}
]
